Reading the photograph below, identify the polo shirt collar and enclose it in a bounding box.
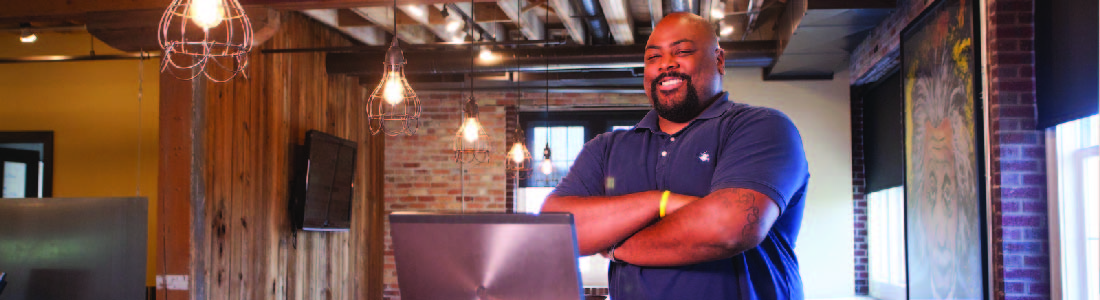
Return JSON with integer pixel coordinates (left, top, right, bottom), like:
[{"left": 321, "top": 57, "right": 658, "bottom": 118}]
[{"left": 635, "top": 92, "right": 732, "bottom": 133}]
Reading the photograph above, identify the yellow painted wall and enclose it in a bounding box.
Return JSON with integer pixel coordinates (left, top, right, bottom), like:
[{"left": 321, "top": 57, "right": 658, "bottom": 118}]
[{"left": 0, "top": 31, "right": 160, "bottom": 286}]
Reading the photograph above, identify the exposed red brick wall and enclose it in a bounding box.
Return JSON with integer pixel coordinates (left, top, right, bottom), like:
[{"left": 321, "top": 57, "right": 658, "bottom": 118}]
[
  {"left": 381, "top": 91, "right": 648, "bottom": 300},
  {"left": 850, "top": 0, "right": 937, "bottom": 85},
  {"left": 986, "top": 0, "right": 1048, "bottom": 299},
  {"left": 850, "top": 90, "right": 869, "bottom": 295},
  {"left": 851, "top": 0, "right": 1050, "bottom": 299}
]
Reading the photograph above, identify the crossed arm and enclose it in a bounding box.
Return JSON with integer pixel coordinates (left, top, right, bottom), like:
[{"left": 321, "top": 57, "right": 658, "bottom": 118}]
[{"left": 541, "top": 187, "right": 781, "bottom": 267}]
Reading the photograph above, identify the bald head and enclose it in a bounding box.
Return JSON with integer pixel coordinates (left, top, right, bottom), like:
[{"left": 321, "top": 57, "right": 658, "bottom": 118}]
[
  {"left": 648, "top": 13, "right": 720, "bottom": 50},
  {"left": 642, "top": 12, "right": 726, "bottom": 125}
]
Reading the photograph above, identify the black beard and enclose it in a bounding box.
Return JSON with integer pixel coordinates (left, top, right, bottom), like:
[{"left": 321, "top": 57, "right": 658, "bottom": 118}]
[{"left": 650, "top": 72, "right": 704, "bottom": 123}]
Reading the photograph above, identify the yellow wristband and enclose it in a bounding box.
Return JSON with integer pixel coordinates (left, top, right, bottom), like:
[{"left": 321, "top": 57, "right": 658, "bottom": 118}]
[{"left": 659, "top": 190, "right": 671, "bottom": 218}]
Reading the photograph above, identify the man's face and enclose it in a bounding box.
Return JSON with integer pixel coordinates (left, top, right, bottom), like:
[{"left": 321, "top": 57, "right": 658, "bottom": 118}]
[{"left": 643, "top": 14, "right": 725, "bottom": 123}]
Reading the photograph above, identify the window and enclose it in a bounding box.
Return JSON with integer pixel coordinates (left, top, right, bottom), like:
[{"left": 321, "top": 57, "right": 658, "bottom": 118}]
[
  {"left": 1048, "top": 114, "right": 1099, "bottom": 300},
  {"left": 519, "top": 110, "right": 648, "bottom": 187},
  {"left": 527, "top": 126, "right": 586, "bottom": 187},
  {"left": 868, "top": 186, "right": 906, "bottom": 300},
  {"left": 514, "top": 109, "right": 648, "bottom": 288}
]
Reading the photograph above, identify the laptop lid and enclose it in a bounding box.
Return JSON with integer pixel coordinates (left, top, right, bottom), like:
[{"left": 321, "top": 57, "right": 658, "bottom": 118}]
[{"left": 389, "top": 212, "right": 584, "bottom": 300}]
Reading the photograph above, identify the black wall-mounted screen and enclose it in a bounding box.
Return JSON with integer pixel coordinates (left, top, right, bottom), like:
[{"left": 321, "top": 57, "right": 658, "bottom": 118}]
[{"left": 292, "top": 130, "right": 358, "bottom": 231}]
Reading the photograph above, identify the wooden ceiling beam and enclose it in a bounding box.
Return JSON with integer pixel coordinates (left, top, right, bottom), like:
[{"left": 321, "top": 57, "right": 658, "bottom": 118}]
[
  {"left": 547, "top": 0, "right": 585, "bottom": 44},
  {"left": 0, "top": 0, "right": 497, "bottom": 20},
  {"left": 337, "top": 9, "right": 374, "bottom": 27},
  {"left": 497, "top": 0, "right": 545, "bottom": 40},
  {"left": 599, "top": 0, "right": 635, "bottom": 44},
  {"left": 351, "top": 7, "right": 437, "bottom": 44},
  {"left": 450, "top": 3, "right": 507, "bottom": 41},
  {"left": 301, "top": 9, "right": 386, "bottom": 45},
  {"left": 81, "top": 7, "right": 279, "bottom": 52},
  {"left": 399, "top": 4, "right": 461, "bottom": 42},
  {"left": 647, "top": 0, "right": 664, "bottom": 27}
]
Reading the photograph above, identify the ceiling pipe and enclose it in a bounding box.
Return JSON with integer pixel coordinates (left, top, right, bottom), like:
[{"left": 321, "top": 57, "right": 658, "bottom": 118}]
[
  {"left": 668, "top": 0, "right": 699, "bottom": 14},
  {"left": 571, "top": 0, "right": 612, "bottom": 44},
  {"left": 327, "top": 40, "right": 777, "bottom": 75}
]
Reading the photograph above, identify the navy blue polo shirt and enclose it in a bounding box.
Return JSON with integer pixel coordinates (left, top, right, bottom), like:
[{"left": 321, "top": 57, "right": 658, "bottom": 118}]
[{"left": 551, "top": 92, "right": 809, "bottom": 300}]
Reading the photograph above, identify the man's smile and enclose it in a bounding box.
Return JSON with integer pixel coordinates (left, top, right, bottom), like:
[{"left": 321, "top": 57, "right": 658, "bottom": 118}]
[{"left": 657, "top": 77, "right": 685, "bottom": 92}]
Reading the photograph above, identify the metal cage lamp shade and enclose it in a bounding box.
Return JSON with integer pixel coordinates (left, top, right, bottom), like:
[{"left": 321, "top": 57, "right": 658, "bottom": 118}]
[
  {"left": 453, "top": 97, "right": 491, "bottom": 163},
  {"left": 367, "top": 38, "right": 422, "bottom": 136},
  {"left": 505, "top": 126, "right": 533, "bottom": 177},
  {"left": 158, "top": 0, "right": 253, "bottom": 82}
]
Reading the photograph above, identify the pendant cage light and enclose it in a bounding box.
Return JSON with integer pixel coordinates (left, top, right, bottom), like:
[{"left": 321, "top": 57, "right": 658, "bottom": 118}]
[
  {"left": 536, "top": 4, "right": 557, "bottom": 184},
  {"left": 367, "top": 37, "right": 422, "bottom": 136},
  {"left": 505, "top": 51, "right": 532, "bottom": 177},
  {"left": 452, "top": 1, "right": 490, "bottom": 164},
  {"left": 453, "top": 97, "right": 491, "bottom": 163},
  {"left": 505, "top": 124, "right": 533, "bottom": 177},
  {"left": 158, "top": 0, "right": 253, "bottom": 82}
]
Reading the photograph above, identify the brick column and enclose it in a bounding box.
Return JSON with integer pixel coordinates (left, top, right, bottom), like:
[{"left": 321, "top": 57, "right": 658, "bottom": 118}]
[
  {"left": 850, "top": 89, "right": 869, "bottom": 295},
  {"left": 986, "top": 0, "right": 1050, "bottom": 299}
]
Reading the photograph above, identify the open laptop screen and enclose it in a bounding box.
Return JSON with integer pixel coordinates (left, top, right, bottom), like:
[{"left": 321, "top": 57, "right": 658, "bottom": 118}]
[{"left": 389, "top": 212, "right": 583, "bottom": 300}]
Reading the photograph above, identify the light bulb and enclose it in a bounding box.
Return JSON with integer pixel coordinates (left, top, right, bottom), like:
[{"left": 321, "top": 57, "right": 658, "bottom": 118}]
[
  {"left": 189, "top": 0, "right": 227, "bottom": 29},
  {"left": 720, "top": 25, "right": 735, "bottom": 36},
  {"left": 445, "top": 15, "right": 464, "bottom": 32},
  {"left": 711, "top": 8, "right": 725, "bottom": 19},
  {"left": 509, "top": 142, "right": 526, "bottom": 164},
  {"left": 19, "top": 32, "right": 36, "bottom": 43},
  {"left": 479, "top": 47, "right": 498, "bottom": 62},
  {"left": 382, "top": 71, "right": 404, "bottom": 105},
  {"left": 404, "top": 5, "right": 425, "bottom": 19},
  {"left": 462, "top": 118, "right": 481, "bottom": 142},
  {"left": 540, "top": 158, "right": 553, "bottom": 175}
]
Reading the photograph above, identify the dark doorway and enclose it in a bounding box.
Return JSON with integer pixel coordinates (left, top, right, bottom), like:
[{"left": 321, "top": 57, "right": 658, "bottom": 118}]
[{"left": 0, "top": 131, "right": 53, "bottom": 198}]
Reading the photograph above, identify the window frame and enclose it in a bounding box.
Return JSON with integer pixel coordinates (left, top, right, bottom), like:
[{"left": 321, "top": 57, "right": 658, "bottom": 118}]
[
  {"left": 867, "top": 186, "right": 907, "bottom": 300},
  {"left": 1045, "top": 115, "right": 1099, "bottom": 300},
  {"left": 518, "top": 110, "right": 648, "bottom": 188}
]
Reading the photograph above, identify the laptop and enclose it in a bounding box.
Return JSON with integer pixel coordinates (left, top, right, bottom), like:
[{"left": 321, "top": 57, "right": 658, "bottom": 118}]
[{"left": 389, "top": 212, "right": 584, "bottom": 300}]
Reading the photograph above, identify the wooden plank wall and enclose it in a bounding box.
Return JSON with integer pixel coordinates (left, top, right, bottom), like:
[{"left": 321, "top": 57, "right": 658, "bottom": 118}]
[{"left": 199, "top": 12, "right": 385, "bottom": 300}]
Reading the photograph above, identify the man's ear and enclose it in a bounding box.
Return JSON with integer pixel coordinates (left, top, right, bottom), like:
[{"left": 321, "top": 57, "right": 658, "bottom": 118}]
[{"left": 715, "top": 48, "right": 726, "bottom": 75}]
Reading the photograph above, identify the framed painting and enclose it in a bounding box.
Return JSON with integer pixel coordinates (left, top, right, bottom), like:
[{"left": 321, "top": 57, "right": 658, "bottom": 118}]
[{"left": 901, "top": 0, "right": 988, "bottom": 299}]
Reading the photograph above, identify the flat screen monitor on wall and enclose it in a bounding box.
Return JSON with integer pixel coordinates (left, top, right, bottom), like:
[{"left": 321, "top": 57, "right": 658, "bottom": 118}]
[{"left": 291, "top": 130, "right": 357, "bottom": 231}]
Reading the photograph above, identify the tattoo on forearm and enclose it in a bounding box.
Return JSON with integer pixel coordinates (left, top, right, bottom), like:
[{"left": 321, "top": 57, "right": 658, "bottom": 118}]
[
  {"left": 716, "top": 190, "right": 763, "bottom": 244},
  {"left": 739, "top": 193, "right": 760, "bottom": 240}
]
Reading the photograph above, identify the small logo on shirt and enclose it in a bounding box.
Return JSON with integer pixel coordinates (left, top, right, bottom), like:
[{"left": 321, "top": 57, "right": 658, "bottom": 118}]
[{"left": 698, "top": 151, "right": 710, "bottom": 163}]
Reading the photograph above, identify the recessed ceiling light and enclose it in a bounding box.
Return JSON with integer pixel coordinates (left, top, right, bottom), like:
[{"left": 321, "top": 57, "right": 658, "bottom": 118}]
[{"left": 20, "top": 30, "right": 37, "bottom": 43}]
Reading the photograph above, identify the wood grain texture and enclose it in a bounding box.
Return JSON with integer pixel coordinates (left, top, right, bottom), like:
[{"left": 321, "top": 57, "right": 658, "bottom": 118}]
[{"left": 199, "top": 11, "right": 385, "bottom": 300}]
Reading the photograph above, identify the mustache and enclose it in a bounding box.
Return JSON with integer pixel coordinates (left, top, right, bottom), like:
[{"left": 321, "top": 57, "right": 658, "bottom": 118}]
[{"left": 651, "top": 72, "right": 692, "bottom": 90}]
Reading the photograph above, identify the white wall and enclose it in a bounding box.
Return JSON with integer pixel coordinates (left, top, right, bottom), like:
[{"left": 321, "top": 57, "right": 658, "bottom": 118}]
[{"left": 724, "top": 68, "right": 855, "bottom": 298}]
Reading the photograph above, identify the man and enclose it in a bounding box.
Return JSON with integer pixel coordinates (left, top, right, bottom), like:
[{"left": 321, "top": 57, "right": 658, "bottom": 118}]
[{"left": 541, "top": 12, "right": 809, "bottom": 299}]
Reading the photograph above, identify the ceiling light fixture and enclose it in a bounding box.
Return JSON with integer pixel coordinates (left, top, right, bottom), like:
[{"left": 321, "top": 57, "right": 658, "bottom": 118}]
[
  {"left": 453, "top": 1, "right": 490, "bottom": 164},
  {"left": 443, "top": 6, "right": 464, "bottom": 33},
  {"left": 478, "top": 45, "right": 498, "bottom": 62},
  {"left": 19, "top": 29, "right": 36, "bottom": 43},
  {"left": 539, "top": 2, "right": 555, "bottom": 179},
  {"left": 158, "top": 0, "right": 253, "bottom": 82},
  {"left": 711, "top": 1, "right": 726, "bottom": 20},
  {"left": 367, "top": 0, "right": 422, "bottom": 136},
  {"left": 720, "top": 23, "right": 735, "bottom": 36},
  {"left": 506, "top": 53, "right": 532, "bottom": 178},
  {"left": 404, "top": 5, "right": 426, "bottom": 19}
]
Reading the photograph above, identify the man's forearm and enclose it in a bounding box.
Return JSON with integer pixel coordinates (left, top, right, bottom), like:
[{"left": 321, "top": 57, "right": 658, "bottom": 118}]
[
  {"left": 541, "top": 191, "right": 664, "bottom": 256},
  {"left": 612, "top": 188, "right": 780, "bottom": 266}
]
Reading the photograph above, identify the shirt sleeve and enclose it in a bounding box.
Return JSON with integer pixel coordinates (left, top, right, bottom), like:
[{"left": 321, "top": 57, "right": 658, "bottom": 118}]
[
  {"left": 711, "top": 109, "right": 809, "bottom": 213},
  {"left": 550, "top": 134, "right": 611, "bottom": 197}
]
